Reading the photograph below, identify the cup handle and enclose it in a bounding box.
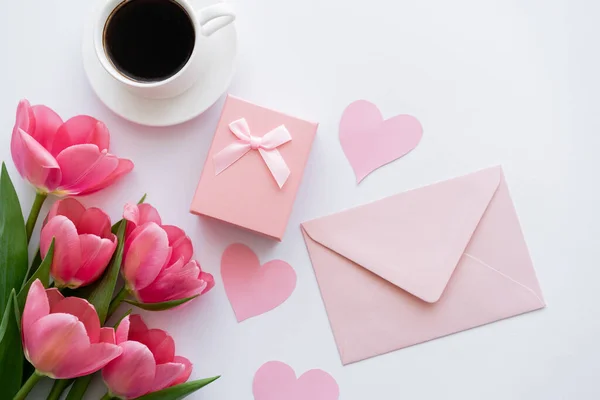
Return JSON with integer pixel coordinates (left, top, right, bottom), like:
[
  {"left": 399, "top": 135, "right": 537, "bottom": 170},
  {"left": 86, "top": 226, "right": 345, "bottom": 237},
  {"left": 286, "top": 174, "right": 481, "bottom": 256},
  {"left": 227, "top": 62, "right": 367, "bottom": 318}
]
[{"left": 196, "top": 3, "right": 236, "bottom": 36}]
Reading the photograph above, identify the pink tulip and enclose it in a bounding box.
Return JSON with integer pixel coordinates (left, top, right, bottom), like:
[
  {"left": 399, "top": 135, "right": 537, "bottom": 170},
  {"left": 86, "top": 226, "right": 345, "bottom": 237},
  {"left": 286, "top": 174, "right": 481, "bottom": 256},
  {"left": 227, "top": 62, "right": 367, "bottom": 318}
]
[
  {"left": 22, "top": 279, "right": 122, "bottom": 379},
  {"left": 121, "top": 203, "right": 214, "bottom": 303},
  {"left": 11, "top": 99, "right": 133, "bottom": 195},
  {"left": 102, "top": 315, "right": 192, "bottom": 399},
  {"left": 41, "top": 198, "right": 117, "bottom": 288}
]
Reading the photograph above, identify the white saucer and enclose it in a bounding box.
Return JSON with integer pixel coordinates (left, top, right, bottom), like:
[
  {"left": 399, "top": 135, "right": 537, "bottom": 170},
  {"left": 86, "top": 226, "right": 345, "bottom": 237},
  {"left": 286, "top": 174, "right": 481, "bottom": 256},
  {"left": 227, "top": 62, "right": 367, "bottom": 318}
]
[{"left": 82, "top": 0, "right": 237, "bottom": 127}]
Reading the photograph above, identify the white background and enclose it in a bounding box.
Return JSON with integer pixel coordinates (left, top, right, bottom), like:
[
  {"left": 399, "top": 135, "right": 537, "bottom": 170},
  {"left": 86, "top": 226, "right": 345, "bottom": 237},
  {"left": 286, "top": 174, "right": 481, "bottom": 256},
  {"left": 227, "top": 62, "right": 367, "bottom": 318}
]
[{"left": 0, "top": 0, "right": 598, "bottom": 399}]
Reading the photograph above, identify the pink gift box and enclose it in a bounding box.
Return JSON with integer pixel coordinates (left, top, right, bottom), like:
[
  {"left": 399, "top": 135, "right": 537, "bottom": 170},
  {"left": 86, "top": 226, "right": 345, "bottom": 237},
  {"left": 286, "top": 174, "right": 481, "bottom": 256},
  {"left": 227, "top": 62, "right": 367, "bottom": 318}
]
[{"left": 190, "top": 95, "right": 318, "bottom": 241}]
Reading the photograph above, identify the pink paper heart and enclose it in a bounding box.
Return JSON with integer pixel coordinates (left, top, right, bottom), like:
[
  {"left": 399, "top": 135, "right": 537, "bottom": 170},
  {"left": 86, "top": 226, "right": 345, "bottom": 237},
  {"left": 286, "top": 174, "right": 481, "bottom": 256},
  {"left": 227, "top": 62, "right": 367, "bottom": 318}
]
[
  {"left": 339, "top": 100, "right": 423, "bottom": 183},
  {"left": 222, "top": 243, "right": 296, "bottom": 322},
  {"left": 253, "top": 361, "right": 340, "bottom": 400}
]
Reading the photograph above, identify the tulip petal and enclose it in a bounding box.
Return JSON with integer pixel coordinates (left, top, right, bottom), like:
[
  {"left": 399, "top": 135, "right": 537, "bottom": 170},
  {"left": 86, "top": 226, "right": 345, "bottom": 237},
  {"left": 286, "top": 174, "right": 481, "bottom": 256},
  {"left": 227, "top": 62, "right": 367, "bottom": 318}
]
[
  {"left": 170, "top": 356, "right": 193, "bottom": 386},
  {"left": 137, "top": 259, "right": 204, "bottom": 303},
  {"left": 55, "top": 144, "right": 119, "bottom": 195},
  {"left": 200, "top": 271, "right": 215, "bottom": 294},
  {"left": 13, "top": 99, "right": 35, "bottom": 133},
  {"left": 123, "top": 203, "right": 139, "bottom": 223},
  {"left": 123, "top": 203, "right": 140, "bottom": 238},
  {"left": 45, "top": 288, "right": 65, "bottom": 309},
  {"left": 50, "top": 296, "right": 101, "bottom": 343},
  {"left": 102, "top": 341, "right": 155, "bottom": 399},
  {"left": 18, "top": 129, "right": 59, "bottom": 169},
  {"left": 150, "top": 362, "right": 185, "bottom": 392},
  {"left": 11, "top": 100, "right": 36, "bottom": 178},
  {"left": 78, "top": 207, "right": 113, "bottom": 238},
  {"left": 137, "top": 203, "right": 161, "bottom": 225},
  {"left": 123, "top": 223, "right": 170, "bottom": 291},
  {"left": 116, "top": 315, "right": 131, "bottom": 344},
  {"left": 31, "top": 105, "right": 63, "bottom": 151},
  {"left": 14, "top": 128, "right": 61, "bottom": 191},
  {"left": 127, "top": 314, "right": 148, "bottom": 338},
  {"left": 162, "top": 225, "right": 193, "bottom": 265},
  {"left": 129, "top": 328, "right": 175, "bottom": 365},
  {"left": 51, "top": 116, "right": 110, "bottom": 156},
  {"left": 100, "top": 327, "right": 116, "bottom": 344},
  {"left": 22, "top": 280, "right": 50, "bottom": 335},
  {"left": 54, "top": 342, "right": 122, "bottom": 379},
  {"left": 77, "top": 158, "right": 134, "bottom": 196},
  {"left": 124, "top": 203, "right": 162, "bottom": 238},
  {"left": 136, "top": 203, "right": 162, "bottom": 226},
  {"left": 25, "top": 313, "right": 89, "bottom": 377},
  {"left": 75, "top": 234, "right": 117, "bottom": 286},
  {"left": 41, "top": 216, "right": 82, "bottom": 285},
  {"left": 44, "top": 198, "right": 86, "bottom": 228}
]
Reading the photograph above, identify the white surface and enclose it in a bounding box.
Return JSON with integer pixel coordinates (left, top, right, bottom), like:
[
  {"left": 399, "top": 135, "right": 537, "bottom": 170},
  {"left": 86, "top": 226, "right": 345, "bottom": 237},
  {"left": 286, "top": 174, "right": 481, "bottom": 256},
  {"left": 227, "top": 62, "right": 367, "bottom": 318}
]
[
  {"left": 0, "top": 0, "right": 597, "bottom": 399},
  {"left": 84, "top": 0, "right": 237, "bottom": 125}
]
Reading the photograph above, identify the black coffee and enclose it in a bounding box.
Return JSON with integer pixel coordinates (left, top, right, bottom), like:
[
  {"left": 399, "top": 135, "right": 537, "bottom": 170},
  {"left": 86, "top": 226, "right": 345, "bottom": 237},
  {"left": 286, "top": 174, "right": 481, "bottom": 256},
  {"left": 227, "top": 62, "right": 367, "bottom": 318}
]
[{"left": 103, "top": 0, "right": 195, "bottom": 82}]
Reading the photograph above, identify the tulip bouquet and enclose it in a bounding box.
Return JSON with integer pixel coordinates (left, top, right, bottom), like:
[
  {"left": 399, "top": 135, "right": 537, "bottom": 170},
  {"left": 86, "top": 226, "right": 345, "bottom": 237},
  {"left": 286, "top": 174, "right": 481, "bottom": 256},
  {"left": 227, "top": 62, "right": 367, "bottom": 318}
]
[{"left": 1, "top": 101, "right": 216, "bottom": 400}]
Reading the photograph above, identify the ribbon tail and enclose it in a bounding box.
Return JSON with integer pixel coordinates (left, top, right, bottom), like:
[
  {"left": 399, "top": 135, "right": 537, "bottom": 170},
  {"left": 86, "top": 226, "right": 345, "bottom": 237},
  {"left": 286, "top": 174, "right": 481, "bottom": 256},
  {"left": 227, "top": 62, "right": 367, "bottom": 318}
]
[
  {"left": 259, "top": 148, "right": 291, "bottom": 189},
  {"left": 213, "top": 143, "right": 252, "bottom": 175}
]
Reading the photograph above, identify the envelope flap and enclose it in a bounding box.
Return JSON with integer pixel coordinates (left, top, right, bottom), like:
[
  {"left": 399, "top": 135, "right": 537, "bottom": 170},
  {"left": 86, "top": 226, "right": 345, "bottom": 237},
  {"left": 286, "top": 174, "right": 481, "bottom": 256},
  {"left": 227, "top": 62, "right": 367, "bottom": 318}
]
[{"left": 302, "top": 167, "right": 502, "bottom": 303}]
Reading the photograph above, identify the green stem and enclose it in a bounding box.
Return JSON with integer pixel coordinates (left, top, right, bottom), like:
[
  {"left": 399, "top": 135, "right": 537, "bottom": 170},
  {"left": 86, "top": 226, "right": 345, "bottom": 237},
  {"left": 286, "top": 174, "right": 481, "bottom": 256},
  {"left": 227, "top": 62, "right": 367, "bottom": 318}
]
[
  {"left": 107, "top": 286, "right": 129, "bottom": 319},
  {"left": 100, "top": 393, "right": 112, "bottom": 400},
  {"left": 25, "top": 192, "right": 47, "bottom": 243},
  {"left": 13, "top": 371, "right": 42, "bottom": 400},
  {"left": 46, "top": 379, "right": 72, "bottom": 400}
]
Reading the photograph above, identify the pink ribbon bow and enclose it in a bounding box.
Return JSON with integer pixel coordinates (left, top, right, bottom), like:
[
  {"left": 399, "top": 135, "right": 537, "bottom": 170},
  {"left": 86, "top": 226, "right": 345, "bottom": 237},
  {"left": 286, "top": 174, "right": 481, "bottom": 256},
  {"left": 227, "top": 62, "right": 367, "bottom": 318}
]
[{"left": 213, "top": 118, "right": 292, "bottom": 188}]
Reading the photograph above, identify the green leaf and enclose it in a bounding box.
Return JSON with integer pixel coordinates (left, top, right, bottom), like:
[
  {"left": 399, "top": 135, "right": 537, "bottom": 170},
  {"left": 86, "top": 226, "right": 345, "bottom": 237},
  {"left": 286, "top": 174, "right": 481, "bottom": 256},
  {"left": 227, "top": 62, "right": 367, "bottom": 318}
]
[
  {"left": 0, "top": 162, "right": 28, "bottom": 321},
  {"left": 138, "top": 193, "right": 147, "bottom": 204},
  {"left": 25, "top": 248, "right": 42, "bottom": 282},
  {"left": 124, "top": 295, "right": 199, "bottom": 312},
  {"left": 87, "top": 220, "right": 126, "bottom": 325},
  {"left": 17, "top": 239, "right": 54, "bottom": 311},
  {"left": 47, "top": 379, "right": 74, "bottom": 400},
  {"left": 64, "top": 221, "right": 127, "bottom": 400},
  {"left": 65, "top": 375, "right": 93, "bottom": 400},
  {"left": 0, "top": 290, "right": 23, "bottom": 398},
  {"left": 114, "top": 309, "right": 132, "bottom": 329},
  {"left": 133, "top": 376, "right": 220, "bottom": 400}
]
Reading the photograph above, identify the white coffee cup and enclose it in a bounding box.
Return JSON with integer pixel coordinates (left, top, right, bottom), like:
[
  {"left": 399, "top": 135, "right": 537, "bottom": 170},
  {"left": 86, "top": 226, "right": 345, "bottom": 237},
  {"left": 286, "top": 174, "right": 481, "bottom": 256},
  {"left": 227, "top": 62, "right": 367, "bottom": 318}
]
[{"left": 94, "top": 0, "right": 235, "bottom": 99}]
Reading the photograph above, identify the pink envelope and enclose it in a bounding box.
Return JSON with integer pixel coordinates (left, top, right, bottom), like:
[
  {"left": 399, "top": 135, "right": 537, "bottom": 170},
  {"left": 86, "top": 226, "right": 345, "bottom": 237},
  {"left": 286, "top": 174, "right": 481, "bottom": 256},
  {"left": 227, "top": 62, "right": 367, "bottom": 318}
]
[{"left": 301, "top": 166, "right": 545, "bottom": 365}]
